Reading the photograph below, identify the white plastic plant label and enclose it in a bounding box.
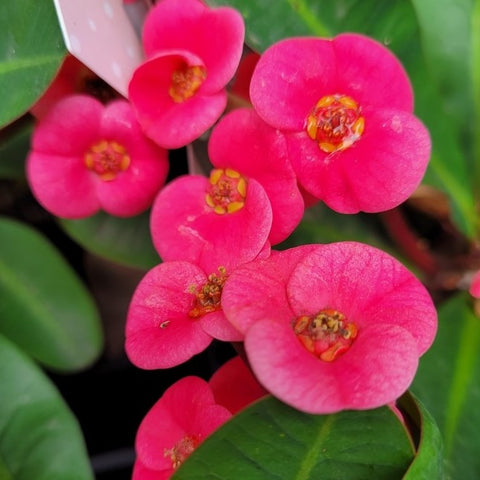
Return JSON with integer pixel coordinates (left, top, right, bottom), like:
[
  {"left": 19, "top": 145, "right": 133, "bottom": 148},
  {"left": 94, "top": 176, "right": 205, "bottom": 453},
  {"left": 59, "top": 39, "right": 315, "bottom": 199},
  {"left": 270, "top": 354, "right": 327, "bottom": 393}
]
[{"left": 53, "top": 0, "right": 150, "bottom": 97}]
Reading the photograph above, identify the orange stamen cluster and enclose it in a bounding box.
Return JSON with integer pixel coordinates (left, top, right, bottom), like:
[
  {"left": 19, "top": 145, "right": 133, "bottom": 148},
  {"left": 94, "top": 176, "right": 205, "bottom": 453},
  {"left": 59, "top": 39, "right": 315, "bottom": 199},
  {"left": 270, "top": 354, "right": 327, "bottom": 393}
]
[
  {"left": 164, "top": 434, "right": 200, "bottom": 470},
  {"left": 205, "top": 168, "right": 247, "bottom": 215},
  {"left": 305, "top": 94, "right": 365, "bottom": 153},
  {"left": 169, "top": 64, "right": 206, "bottom": 103},
  {"left": 189, "top": 266, "right": 228, "bottom": 318},
  {"left": 84, "top": 140, "right": 130, "bottom": 181},
  {"left": 293, "top": 308, "right": 358, "bottom": 362}
]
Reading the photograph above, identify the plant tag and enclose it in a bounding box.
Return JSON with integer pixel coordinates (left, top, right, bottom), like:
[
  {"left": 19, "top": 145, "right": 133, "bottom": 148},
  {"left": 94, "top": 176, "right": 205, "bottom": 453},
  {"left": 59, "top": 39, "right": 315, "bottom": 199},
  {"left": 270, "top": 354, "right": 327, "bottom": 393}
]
[{"left": 53, "top": 0, "right": 150, "bottom": 97}]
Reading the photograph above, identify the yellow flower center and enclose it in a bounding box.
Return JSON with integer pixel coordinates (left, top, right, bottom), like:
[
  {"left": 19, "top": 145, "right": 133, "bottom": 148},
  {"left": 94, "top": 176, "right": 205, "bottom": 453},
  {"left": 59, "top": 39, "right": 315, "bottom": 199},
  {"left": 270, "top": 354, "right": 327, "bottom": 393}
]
[
  {"left": 84, "top": 140, "right": 130, "bottom": 181},
  {"left": 292, "top": 308, "right": 358, "bottom": 362},
  {"left": 164, "top": 434, "right": 200, "bottom": 470},
  {"left": 189, "top": 267, "right": 228, "bottom": 318},
  {"left": 205, "top": 168, "right": 247, "bottom": 215},
  {"left": 169, "top": 64, "right": 207, "bottom": 103},
  {"left": 305, "top": 94, "right": 365, "bottom": 153}
]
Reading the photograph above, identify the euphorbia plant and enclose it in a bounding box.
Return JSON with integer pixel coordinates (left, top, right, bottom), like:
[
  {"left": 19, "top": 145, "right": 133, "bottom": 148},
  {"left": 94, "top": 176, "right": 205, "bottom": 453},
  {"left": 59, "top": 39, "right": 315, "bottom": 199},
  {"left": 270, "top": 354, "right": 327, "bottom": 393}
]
[{"left": 4, "top": 0, "right": 480, "bottom": 479}]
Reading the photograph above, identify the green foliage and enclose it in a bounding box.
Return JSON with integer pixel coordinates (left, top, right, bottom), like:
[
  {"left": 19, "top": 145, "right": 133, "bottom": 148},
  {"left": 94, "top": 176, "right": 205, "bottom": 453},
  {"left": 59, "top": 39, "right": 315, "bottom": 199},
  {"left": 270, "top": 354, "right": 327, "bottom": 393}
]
[
  {"left": 400, "top": 393, "right": 444, "bottom": 479},
  {"left": 0, "top": 0, "right": 66, "bottom": 127},
  {"left": 0, "top": 116, "right": 31, "bottom": 179},
  {"left": 0, "top": 334, "right": 94, "bottom": 480},
  {"left": 60, "top": 211, "right": 160, "bottom": 270},
  {"left": 174, "top": 396, "right": 416, "bottom": 480},
  {"left": 0, "top": 216, "right": 103, "bottom": 371},
  {"left": 412, "top": 293, "right": 480, "bottom": 479}
]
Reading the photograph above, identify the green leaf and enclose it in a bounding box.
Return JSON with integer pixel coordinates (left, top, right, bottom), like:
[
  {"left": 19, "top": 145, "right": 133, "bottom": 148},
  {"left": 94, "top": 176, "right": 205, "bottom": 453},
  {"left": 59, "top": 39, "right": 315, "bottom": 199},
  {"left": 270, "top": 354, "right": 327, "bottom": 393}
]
[
  {"left": 59, "top": 211, "right": 160, "bottom": 270},
  {"left": 412, "top": 293, "right": 480, "bottom": 479},
  {"left": 399, "top": 392, "right": 444, "bottom": 480},
  {"left": 410, "top": 0, "right": 473, "bottom": 128},
  {"left": 0, "top": 333, "right": 94, "bottom": 480},
  {"left": 173, "top": 396, "right": 414, "bottom": 480},
  {"left": 209, "top": 0, "right": 329, "bottom": 52},
  {"left": 0, "top": 116, "right": 32, "bottom": 179},
  {"left": 0, "top": 0, "right": 66, "bottom": 127},
  {"left": 0, "top": 216, "right": 103, "bottom": 371}
]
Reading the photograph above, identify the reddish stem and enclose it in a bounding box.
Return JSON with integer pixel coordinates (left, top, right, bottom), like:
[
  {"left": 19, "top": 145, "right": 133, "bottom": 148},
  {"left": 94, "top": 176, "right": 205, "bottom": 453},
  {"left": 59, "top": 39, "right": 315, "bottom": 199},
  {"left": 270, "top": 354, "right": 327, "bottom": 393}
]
[{"left": 380, "top": 208, "right": 439, "bottom": 276}]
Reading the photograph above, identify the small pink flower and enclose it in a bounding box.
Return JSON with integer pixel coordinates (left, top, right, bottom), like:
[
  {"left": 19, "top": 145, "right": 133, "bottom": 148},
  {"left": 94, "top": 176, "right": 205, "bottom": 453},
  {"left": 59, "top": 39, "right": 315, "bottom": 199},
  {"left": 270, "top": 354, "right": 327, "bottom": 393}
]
[
  {"left": 150, "top": 171, "right": 272, "bottom": 273},
  {"left": 125, "top": 260, "right": 242, "bottom": 370},
  {"left": 209, "top": 356, "right": 267, "bottom": 414},
  {"left": 128, "top": 0, "right": 244, "bottom": 149},
  {"left": 27, "top": 94, "right": 169, "bottom": 218},
  {"left": 208, "top": 108, "right": 304, "bottom": 245},
  {"left": 132, "top": 376, "right": 231, "bottom": 480},
  {"left": 222, "top": 242, "right": 437, "bottom": 414},
  {"left": 250, "top": 34, "right": 431, "bottom": 213}
]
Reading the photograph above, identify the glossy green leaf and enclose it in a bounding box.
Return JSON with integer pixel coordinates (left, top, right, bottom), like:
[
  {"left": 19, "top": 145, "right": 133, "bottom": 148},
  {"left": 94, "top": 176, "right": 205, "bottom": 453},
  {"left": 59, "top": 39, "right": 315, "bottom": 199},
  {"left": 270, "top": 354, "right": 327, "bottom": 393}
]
[
  {"left": 209, "top": 0, "right": 476, "bottom": 237},
  {"left": 0, "top": 116, "right": 32, "bottom": 179},
  {"left": 173, "top": 396, "right": 414, "bottom": 480},
  {"left": 0, "top": 216, "right": 102, "bottom": 371},
  {"left": 0, "top": 0, "right": 65, "bottom": 127},
  {"left": 59, "top": 211, "right": 160, "bottom": 270},
  {"left": 399, "top": 392, "right": 444, "bottom": 480},
  {"left": 0, "top": 333, "right": 94, "bottom": 480},
  {"left": 410, "top": 0, "right": 473, "bottom": 130},
  {"left": 412, "top": 293, "right": 480, "bottom": 479}
]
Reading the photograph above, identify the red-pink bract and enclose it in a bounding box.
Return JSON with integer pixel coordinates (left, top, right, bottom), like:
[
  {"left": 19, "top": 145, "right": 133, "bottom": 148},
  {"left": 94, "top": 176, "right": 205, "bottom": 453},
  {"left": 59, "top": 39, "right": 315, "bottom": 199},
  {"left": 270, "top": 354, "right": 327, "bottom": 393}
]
[
  {"left": 133, "top": 376, "right": 231, "bottom": 479},
  {"left": 128, "top": 0, "right": 244, "bottom": 148},
  {"left": 250, "top": 34, "right": 431, "bottom": 213},
  {"left": 26, "top": 95, "right": 168, "bottom": 218},
  {"left": 209, "top": 356, "right": 267, "bottom": 414},
  {"left": 149, "top": 174, "right": 273, "bottom": 273},
  {"left": 125, "top": 260, "right": 242, "bottom": 370},
  {"left": 222, "top": 242, "right": 437, "bottom": 414},
  {"left": 230, "top": 52, "right": 260, "bottom": 103},
  {"left": 208, "top": 108, "right": 304, "bottom": 245}
]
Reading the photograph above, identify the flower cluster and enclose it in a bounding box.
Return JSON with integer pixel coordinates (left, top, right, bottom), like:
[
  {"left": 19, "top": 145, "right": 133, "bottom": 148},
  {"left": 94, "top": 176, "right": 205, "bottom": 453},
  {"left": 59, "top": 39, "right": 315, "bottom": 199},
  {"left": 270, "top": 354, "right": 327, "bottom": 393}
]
[{"left": 25, "top": 0, "right": 438, "bottom": 476}]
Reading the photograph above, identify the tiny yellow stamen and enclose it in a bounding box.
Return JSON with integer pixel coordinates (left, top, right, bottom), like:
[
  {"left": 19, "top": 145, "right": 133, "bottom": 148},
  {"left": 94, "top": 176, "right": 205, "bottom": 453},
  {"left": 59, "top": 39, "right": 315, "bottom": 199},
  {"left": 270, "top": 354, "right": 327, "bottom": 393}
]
[{"left": 205, "top": 168, "right": 247, "bottom": 215}]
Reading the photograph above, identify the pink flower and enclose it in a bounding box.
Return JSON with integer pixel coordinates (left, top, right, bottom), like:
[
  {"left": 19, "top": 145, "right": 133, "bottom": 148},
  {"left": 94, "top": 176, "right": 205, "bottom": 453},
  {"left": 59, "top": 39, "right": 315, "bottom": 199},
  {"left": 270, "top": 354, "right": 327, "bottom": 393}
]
[
  {"left": 128, "top": 0, "right": 244, "bottom": 149},
  {"left": 208, "top": 108, "right": 304, "bottom": 245},
  {"left": 221, "top": 242, "right": 437, "bottom": 414},
  {"left": 250, "top": 34, "right": 431, "bottom": 213},
  {"left": 26, "top": 95, "right": 168, "bottom": 218},
  {"left": 132, "top": 376, "right": 231, "bottom": 480},
  {"left": 125, "top": 260, "right": 243, "bottom": 370},
  {"left": 150, "top": 171, "right": 272, "bottom": 273},
  {"left": 209, "top": 356, "right": 267, "bottom": 414}
]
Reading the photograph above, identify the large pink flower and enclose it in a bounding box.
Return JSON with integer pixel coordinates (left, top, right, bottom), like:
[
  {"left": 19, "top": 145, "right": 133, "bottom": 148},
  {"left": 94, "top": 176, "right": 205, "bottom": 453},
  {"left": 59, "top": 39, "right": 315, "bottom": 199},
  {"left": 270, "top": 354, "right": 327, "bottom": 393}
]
[
  {"left": 128, "top": 0, "right": 244, "bottom": 149},
  {"left": 208, "top": 108, "right": 304, "bottom": 245},
  {"left": 250, "top": 34, "right": 431, "bottom": 213},
  {"left": 132, "top": 376, "right": 231, "bottom": 480},
  {"left": 26, "top": 94, "right": 169, "bottom": 218},
  {"left": 222, "top": 242, "right": 437, "bottom": 414}
]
